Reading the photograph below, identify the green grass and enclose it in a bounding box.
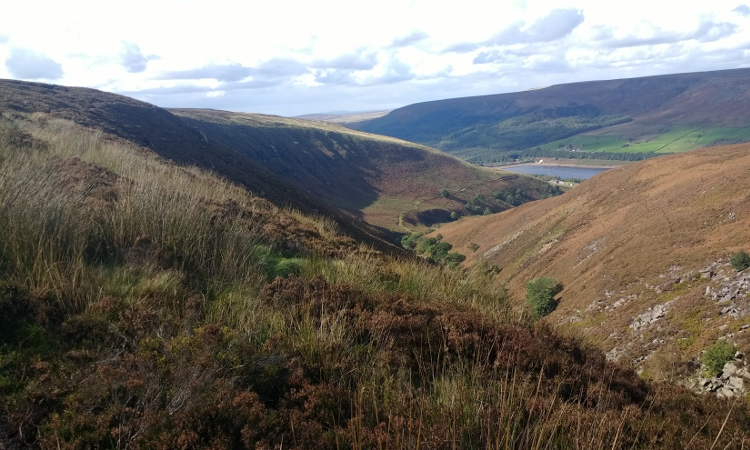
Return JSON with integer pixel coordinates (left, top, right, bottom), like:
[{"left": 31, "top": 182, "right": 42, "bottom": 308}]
[{"left": 537, "top": 126, "right": 750, "bottom": 154}]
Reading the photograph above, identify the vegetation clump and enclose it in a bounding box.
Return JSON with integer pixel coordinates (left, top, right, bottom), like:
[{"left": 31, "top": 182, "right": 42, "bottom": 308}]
[
  {"left": 731, "top": 250, "right": 750, "bottom": 272},
  {"left": 526, "top": 277, "right": 563, "bottom": 320},
  {"left": 702, "top": 340, "right": 737, "bottom": 376},
  {"left": 401, "top": 232, "right": 466, "bottom": 267}
]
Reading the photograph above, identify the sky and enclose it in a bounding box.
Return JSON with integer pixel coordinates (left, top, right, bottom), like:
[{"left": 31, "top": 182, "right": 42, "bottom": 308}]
[{"left": 2, "top": 0, "right": 750, "bottom": 116}]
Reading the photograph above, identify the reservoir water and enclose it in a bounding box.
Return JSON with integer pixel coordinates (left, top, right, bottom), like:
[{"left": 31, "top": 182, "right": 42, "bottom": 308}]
[{"left": 499, "top": 165, "right": 609, "bottom": 179}]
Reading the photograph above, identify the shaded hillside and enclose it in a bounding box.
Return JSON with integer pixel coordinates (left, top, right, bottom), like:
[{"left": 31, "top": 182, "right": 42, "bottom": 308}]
[
  {"left": 0, "top": 79, "right": 401, "bottom": 252},
  {"left": 352, "top": 68, "right": 750, "bottom": 162},
  {"left": 171, "top": 109, "right": 556, "bottom": 228},
  {"left": 1, "top": 114, "right": 747, "bottom": 449},
  {"left": 432, "top": 144, "right": 750, "bottom": 378}
]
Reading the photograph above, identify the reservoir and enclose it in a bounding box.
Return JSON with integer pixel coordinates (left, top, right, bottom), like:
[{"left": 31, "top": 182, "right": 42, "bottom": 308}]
[{"left": 499, "top": 164, "right": 609, "bottom": 179}]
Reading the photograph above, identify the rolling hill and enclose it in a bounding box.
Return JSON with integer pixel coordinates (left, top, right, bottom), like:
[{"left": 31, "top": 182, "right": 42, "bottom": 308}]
[
  {"left": 351, "top": 68, "right": 750, "bottom": 163},
  {"left": 169, "top": 108, "right": 556, "bottom": 228},
  {"left": 431, "top": 143, "right": 750, "bottom": 381},
  {"left": 1, "top": 81, "right": 748, "bottom": 449}
]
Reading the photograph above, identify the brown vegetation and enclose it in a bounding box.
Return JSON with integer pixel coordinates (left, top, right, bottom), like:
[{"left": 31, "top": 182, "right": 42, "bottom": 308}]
[
  {"left": 433, "top": 144, "right": 750, "bottom": 369},
  {"left": 1, "top": 112, "right": 749, "bottom": 448}
]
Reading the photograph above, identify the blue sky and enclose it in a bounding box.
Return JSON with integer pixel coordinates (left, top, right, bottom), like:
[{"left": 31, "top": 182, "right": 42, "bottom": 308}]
[{"left": 2, "top": 0, "right": 750, "bottom": 115}]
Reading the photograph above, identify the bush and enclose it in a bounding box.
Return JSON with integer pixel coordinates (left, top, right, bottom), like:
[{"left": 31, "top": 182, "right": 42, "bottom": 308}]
[
  {"left": 702, "top": 340, "right": 736, "bottom": 376},
  {"left": 439, "top": 188, "right": 449, "bottom": 198},
  {"left": 526, "top": 277, "right": 562, "bottom": 320},
  {"left": 450, "top": 211, "right": 459, "bottom": 220},
  {"left": 731, "top": 250, "right": 750, "bottom": 272}
]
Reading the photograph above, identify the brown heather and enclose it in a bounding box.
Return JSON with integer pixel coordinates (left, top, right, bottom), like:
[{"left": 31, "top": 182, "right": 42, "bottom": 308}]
[{"left": 0, "top": 113, "right": 749, "bottom": 449}]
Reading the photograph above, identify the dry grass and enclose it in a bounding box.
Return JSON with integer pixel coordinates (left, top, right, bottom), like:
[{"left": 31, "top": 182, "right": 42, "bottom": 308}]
[{"left": 0, "top": 114, "right": 748, "bottom": 449}]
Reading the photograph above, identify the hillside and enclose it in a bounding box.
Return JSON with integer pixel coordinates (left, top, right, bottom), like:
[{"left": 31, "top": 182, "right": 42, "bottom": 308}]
[
  {"left": 351, "top": 68, "right": 750, "bottom": 163},
  {"left": 170, "top": 108, "right": 556, "bottom": 228},
  {"left": 0, "top": 79, "right": 407, "bottom": 253},
  {"left": 1, "top": 101, "right": 748, "bottom": 449},
  {"left": 432, "top": 144, "right": 750, "bottom": 383},
  {"left": 293, "top": 110, "right": 391, "bottom": 123}
]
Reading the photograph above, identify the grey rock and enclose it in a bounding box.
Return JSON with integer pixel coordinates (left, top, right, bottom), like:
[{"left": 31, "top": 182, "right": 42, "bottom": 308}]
[
  {"left": 729, "top": 376, "right": 744, "bottom": 389},
  {"left": 719, "top": 387, "right": 735, "bottom": 398}
]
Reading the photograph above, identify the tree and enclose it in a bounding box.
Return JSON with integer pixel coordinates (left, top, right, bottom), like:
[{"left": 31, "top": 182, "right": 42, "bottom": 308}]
[
  {"left": 731, "top": 250, "right": 750, "bottom": 272},
  {"left": 526, "top": 277, "right": 562, "bottom": 320},
  {"left": 439, "top": 188, "right": 449, "bottom": 198},
  {"left": 450, "top": 211, "right": 459, "bottom": 220}
]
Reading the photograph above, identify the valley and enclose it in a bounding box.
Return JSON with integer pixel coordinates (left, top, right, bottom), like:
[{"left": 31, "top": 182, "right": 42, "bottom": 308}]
[{"left": 1, "top": 71, "right": 750, "bottom": 448}]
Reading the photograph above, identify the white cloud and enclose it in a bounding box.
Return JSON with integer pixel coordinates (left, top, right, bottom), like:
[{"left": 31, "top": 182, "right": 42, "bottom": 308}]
[{"left": 0, "top": 0, "right": 747, "bottom": 114}]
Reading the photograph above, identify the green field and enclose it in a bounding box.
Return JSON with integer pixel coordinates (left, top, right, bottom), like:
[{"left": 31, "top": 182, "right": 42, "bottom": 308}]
[{"left": 537, "top": 126, "right": 750, "bottom": 154}]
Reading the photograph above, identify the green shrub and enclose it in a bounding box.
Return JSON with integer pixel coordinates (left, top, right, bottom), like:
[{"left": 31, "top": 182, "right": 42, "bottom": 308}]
[
  {"left": 274, "top": 258, "right": 304, "bottom": 278},
  {"left": 702, "top": 340, "right": 736, "bottom": 376},
  {"left": 731, "top": 250, "right": 750, "bottom": 272},
  {"left": 526, "top": 277, "right": 562, "bottom": 320},
  {"left": 443, "top": 252, "right": 466, "bottom": 267},
  {"left": 450, "top": 211, "right": 459, "bottom": 220},
  {"left": 439, "top": 188, "right": 449, "bottom": 198}
]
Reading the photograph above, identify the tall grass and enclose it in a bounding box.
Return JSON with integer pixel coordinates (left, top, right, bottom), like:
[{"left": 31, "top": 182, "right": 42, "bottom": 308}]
[{"left": 0, "top": 113, "right": 746, "bottom": 449}]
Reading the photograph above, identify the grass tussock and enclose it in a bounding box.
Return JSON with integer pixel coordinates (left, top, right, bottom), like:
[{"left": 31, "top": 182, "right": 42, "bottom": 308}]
[{"left": 0, "top": 114, "right": 749, "bottom": 449}]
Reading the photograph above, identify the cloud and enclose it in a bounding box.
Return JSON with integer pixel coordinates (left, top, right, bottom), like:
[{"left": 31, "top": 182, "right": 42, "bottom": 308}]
[
  {"left": 155, "top": 58, "right": 309, "bottom": 84},
  {"left": 314, "top": 69, "right": 356, "bottom": 85},
  {"left": 0, "top": 34, "right": 8, "bottom": 44},
  {"left": 445, "top": 8, "right": 584, "bottom": 53},
  {"left": 473, "top": 50, "right": 503, "bottom": 65},
  {"left": 370, "top": 58, "right": 414, "bottom": 85},
  {"left": 155, "top": 63, "right": 254, "bottom": 82},
  {"left": 734, "top": 5, "right": 750, "bottom": 16},
  {"left": 519, "top": 9, "right": 586, "bottom": 43},
  {"left": 312, "top": 51, "right": 377, "bottom": 70},
  {"left": 120, "top": 42, "right": 159, "bottom": 73},
  {"left": 250, "top": 58, "right": 309, "bottom": 78},
  {"left": 5, "top": 48, "right": 63, "bottom": 80},
  {"left": 596, "top": 19, "right": 738, "bottom": 48},
  {"left": 391, "top": 31, "right": 429, "bottom": 47}
]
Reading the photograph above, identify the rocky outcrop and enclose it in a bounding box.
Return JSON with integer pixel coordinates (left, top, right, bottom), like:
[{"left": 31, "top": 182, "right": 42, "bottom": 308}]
[
  {"left": 683, "top": 352, "right": 749, "bottom": 399},
  {"left": 703, "top": 265, "right": 750, "bottom": 318}
]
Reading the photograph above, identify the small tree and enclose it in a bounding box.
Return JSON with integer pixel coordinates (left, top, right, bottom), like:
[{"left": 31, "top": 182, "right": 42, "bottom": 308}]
[
  {"left": 526, "top": 277, "right": 562, "bottom": 320},
  {"left": 439, "top": 188, "right": 449, "bottom": 198},
  {"left": 450, "top": 211, "right": 459, "bottom": 220},
  {"left": 731, "top": 250, "right": 750, "bottom": 272}
]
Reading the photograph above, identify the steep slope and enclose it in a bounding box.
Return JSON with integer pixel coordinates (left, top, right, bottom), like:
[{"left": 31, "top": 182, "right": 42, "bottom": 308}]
[
  {"left": 352, "top": 68, "right": 750, "bottom": 162},
  {"left": 433, "top": 144, "right": 750, "bottom": 377},
  {"left": 170, "top": 108, "right": 555, "bottom": 228},
  {"left": 0, "top": 79, "right": 392, "bottom": 251}
]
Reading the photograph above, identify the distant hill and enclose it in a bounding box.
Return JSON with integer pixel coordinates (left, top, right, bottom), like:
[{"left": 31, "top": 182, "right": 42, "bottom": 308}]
[
  {"left": 170, "top": 108, "right": 556, "bottom": 228},
  {"left": 432, "top": 144, "right": 750, "bottom": 379},
  {"left": 293, "top": 110, "right": 392, "bottom": 123},
  {"left": 351, "top": 68, "right": 750, "bottom": 163}
]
